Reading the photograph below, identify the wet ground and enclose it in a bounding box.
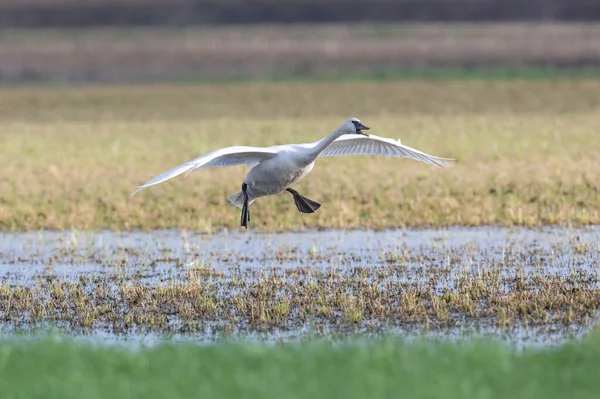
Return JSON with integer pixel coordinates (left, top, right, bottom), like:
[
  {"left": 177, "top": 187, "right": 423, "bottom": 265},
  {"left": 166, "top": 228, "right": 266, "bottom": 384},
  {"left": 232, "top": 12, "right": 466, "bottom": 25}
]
[{"left": 1, "top": 226, "right": 599, "bottom": 346}]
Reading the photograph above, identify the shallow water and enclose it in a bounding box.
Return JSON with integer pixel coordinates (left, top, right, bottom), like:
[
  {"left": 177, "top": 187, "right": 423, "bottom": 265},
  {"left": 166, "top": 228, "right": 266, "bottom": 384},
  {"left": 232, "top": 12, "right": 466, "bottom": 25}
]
[
  {"left": 0, "top": 226, "right": 599, "bottom": 346},
  {"left": 0, "top": 322, "right": 587, "bottom": 351},
  {"left": 1, "top": 225, "right": 599, "bottom": 276}
]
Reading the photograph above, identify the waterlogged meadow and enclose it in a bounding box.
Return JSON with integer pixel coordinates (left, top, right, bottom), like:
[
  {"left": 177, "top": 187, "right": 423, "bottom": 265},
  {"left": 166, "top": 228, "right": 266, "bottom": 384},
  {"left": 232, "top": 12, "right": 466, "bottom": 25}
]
[
  {"left": 1, "top": 79, "right": 600, "bottom": 399},
  {"left": 1, "top": 226, "right": 598, "bottom": 344},
  {"left": 1, "top": 80, "right": 599, "bottom": 341}
]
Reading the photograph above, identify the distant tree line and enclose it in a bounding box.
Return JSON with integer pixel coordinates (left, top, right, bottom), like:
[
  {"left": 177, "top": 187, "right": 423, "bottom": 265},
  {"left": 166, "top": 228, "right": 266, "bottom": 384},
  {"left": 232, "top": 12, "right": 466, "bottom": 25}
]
[{"left": 1, "top": 0, "right": 600, "bottom": 27}]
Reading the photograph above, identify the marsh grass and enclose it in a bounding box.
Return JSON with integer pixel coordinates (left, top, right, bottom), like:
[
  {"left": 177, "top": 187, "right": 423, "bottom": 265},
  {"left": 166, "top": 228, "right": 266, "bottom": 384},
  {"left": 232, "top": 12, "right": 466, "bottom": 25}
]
[
  {"left": 1, "top": 80, "right": 599, "bottom": 231},
  {"left": 1, "top": 231, "right": 598, "bottom": 335}
]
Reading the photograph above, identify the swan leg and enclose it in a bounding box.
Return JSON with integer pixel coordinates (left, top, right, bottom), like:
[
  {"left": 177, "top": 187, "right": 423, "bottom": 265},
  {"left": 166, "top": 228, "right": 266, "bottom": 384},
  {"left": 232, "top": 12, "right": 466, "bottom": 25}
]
[
  {"left": 285, "top": 188, "right": 321, "bottom": 214},
  {"left": 241, "top": 182, "right": 250, "bottom": 228}
]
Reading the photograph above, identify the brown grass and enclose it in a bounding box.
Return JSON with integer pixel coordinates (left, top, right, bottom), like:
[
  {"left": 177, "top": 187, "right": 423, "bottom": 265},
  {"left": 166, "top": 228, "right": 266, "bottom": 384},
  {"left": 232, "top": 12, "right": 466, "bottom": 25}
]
[{"left": 0, "top": 80, "right": 599, "bottom": 232}]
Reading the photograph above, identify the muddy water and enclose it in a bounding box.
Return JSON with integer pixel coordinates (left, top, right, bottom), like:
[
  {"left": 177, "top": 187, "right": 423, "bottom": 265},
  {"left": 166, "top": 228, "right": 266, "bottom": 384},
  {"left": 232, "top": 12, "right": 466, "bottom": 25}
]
[{"left": 0, "top": 226, "right": 599, "bottom": 346}]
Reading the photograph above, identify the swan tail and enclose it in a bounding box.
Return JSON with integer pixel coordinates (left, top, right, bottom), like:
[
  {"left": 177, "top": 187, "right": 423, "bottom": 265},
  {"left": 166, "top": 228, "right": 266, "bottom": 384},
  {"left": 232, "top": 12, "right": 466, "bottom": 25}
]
[{"left": 228, "top": 192, "right": 255, "bottom": 209}]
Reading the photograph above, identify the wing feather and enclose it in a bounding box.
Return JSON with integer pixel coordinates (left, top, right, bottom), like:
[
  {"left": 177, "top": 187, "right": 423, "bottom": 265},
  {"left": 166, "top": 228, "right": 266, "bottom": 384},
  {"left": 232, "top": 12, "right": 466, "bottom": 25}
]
[
  {"left": 319, "top": 134, "right": 454, "bottom": 168},
  {"left": 132, "top": 146, "right": 278, "bottom": 195}
]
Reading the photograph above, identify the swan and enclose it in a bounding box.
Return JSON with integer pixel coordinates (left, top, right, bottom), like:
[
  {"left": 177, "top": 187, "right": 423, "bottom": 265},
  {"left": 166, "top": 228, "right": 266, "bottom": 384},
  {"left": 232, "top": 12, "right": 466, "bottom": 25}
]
[{"left": 132, "top": 118, "right": 454, "bottom": 228}]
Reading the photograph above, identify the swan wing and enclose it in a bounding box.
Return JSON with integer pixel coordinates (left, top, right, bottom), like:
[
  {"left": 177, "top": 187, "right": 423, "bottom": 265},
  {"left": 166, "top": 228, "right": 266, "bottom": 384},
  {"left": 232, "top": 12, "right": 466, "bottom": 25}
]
[
  {"left": 318, "top": 134, "right": 454, "bottom": 168},
  {"left": 132, "top": 146, "right": 279, "bottom": 195}
]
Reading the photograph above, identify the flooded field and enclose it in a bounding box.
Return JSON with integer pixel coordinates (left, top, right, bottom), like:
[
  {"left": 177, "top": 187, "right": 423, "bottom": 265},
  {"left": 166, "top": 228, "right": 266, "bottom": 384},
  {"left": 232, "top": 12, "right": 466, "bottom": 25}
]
[{"left": 0, "top": 226, "right": 599, "bottom": 346}]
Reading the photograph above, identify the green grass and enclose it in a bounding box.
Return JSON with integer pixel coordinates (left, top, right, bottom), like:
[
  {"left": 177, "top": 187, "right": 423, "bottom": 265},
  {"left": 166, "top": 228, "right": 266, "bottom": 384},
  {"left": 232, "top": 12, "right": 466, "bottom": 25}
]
[{"left": 2, "top": 332, "right": 600, "bottom": 399}]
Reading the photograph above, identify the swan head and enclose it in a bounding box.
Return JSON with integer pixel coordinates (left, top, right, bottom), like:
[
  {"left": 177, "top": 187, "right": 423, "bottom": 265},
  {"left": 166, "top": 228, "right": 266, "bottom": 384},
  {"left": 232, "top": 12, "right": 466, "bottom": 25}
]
[{"left": 343, "top": 117, "right": 370, "bottom": 136}]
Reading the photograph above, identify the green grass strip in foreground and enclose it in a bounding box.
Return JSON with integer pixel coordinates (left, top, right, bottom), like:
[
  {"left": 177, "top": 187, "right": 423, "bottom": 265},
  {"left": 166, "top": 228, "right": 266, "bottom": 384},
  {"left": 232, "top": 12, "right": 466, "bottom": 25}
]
[{"left": 1, "top": 334, "right": 600, "bottom": 399}]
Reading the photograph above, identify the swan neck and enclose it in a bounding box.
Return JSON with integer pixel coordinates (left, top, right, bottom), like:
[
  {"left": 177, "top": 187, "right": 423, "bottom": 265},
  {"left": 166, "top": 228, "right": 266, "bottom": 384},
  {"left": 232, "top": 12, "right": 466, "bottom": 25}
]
[{"left": 308, "top": 128, "right": 345, "bottom": 159}]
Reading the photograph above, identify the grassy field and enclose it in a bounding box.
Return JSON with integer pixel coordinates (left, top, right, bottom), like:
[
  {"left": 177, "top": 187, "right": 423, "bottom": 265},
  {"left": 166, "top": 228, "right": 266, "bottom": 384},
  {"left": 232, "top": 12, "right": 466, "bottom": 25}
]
[
  {"left": 0, "top": 79, "right": 599, "bottom": 232},
  {"left": 2, "top": 332, "right": 600, "bottom": 399}
]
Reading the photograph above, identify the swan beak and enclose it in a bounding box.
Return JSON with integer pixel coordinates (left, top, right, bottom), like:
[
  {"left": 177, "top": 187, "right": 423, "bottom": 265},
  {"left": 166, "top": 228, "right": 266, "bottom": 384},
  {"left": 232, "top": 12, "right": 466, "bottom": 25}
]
[{"left": 358, "top": 124, "right": 370, "bottom": 136}]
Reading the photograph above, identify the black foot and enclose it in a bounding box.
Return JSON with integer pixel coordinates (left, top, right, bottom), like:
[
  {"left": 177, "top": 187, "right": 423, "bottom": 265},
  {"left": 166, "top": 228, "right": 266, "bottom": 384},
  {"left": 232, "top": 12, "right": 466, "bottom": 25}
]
[
  {"left": 241, "top": 182, "right": 250, "bottom": 228},
  {"left": 286, "top": 188, "right": 321, "bottom": 214}
]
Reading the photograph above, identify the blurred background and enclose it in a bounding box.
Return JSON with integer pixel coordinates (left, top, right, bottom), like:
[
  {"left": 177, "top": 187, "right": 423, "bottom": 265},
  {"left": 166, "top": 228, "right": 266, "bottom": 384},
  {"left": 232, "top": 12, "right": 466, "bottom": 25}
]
[{"left": 1, "top": 0, "right": 600, "bottom": 84}]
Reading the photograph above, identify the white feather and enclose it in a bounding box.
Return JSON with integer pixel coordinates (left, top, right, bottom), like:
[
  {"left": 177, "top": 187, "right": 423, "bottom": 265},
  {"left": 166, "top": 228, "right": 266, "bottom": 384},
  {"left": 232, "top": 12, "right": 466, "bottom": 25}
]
[
  {"left": 131, "top": 146, "right": 278, "bottom": 195},
  {"left": 319, "top": 134, "right": 454, "bottom": 168},
  {"left": 132, "top": 117, "right": 455, "bottom": 222}
]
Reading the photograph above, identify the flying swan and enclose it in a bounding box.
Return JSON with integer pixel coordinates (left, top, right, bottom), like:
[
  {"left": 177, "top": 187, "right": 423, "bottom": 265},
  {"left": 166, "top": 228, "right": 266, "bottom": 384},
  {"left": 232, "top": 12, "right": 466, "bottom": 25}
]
[{"left": 132, "top": 118, "right": 454, "bottom": 228}]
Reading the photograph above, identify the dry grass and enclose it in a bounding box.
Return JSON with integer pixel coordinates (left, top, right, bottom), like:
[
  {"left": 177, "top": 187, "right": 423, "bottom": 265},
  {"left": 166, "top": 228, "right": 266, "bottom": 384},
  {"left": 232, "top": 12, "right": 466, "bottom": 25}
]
[
  {"left": 1, "top": 23, "right": 600, "bottom": 82},
  {"left": 0, "top": 80, "right": 599, "bottom": 232}
]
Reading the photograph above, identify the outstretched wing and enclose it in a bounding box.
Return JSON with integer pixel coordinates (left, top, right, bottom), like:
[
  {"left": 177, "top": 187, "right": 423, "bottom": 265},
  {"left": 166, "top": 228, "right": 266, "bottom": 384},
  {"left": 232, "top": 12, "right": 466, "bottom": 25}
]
[
  {"left": 132, "top": 146, "right": 278, "bottom": 195},
  {"left": 319, "top": 134, "right": 454, "bottom": 168}
]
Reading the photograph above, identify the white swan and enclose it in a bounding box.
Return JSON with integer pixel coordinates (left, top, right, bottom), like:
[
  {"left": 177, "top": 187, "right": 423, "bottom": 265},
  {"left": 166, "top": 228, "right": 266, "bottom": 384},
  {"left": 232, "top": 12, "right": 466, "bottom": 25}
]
[{"left": 132, "top": 118, "right": 454, "bottom": 228}]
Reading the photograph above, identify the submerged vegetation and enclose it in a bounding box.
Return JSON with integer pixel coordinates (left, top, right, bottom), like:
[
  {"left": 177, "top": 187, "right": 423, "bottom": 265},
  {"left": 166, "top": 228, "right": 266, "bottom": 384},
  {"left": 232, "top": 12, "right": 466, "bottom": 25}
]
[
  {"left": 0, "top": 80, "right": 599, "bottom": 231},
  {"left": 1, "top": 228, "right": 597, "bottom": 336}
]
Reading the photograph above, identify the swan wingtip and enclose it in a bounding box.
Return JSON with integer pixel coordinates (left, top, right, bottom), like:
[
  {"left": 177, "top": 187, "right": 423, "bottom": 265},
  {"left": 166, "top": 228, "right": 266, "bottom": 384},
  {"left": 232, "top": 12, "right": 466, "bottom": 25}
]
[{"left": 130, "top": 186, "right": 145, "bottom": 196}]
